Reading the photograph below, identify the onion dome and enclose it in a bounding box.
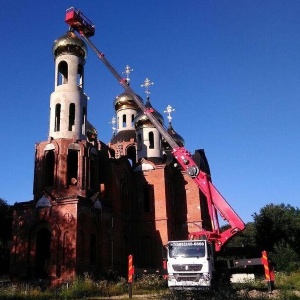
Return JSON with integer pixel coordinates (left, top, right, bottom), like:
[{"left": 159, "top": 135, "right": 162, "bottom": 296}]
[
  {"left": 162, "top": 123, "right": 185, "bottom": 150},
  {"left": 113, "top": 92, "right": 142, "bottom": 112},
  {"left": 52, "top": 31, "right": 87, "bottom": 59},
  {"left": 134, "top": 99, "right": 164, "bottom": 129},
  {"left": 86, "top": 121, "right": 97, "bottom": 136},
  {"left": 86, "top": 121, "right": 97, "bottom": 142}
]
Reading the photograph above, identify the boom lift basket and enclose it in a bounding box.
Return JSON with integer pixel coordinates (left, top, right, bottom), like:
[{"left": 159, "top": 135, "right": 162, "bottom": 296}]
[{"left": 65, "top": 7, "right": 95, "bottom": 37}]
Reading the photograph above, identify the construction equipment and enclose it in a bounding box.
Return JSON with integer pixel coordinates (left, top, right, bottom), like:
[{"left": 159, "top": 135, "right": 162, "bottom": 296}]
[
  {"left": 65, "top": 7, "right": 273, "bottom": 290},
  {"left": 65, "top": 6, "right": 245, "bottom": 251}
]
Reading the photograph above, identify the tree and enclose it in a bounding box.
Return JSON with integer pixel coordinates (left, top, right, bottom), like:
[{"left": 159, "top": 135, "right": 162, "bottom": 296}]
[
  {"left": 253, "top": 203, "right": 300, "bottom": 272},
  {"left": 220, "top": 222, "right": 257, "bottom": 249}
]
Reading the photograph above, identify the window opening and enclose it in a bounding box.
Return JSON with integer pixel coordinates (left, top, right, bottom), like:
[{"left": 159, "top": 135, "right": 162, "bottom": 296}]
[
  {"left": 126, "top": 145, "right": 136, "bottom": 165},
  {"left": 67, "top": 149, "right": 78, "bottom": 185},
  {"left": 54, "top": 104, "right": 61, "bottom": 132},
  {"left": 77, "top": 64, "right": 84, "bottom": 87},
  {"left": 35, "top": 228, "right": 51, "bottom": 278},
  {"left": 57, "top": 61, "right": 68, "bottom": 85},
  {"left": 149, "top": 131, "right": 154, "bottom": 149},
  {"left": 131, "top": 114, "right": 135, "bottom": 127},
  {"left": 44, "top": 150, "right": 55, "bottom": 187},
  {"left": 82, "top": 107, "right": 86, "bottom": 134},
  {"left": 122, "top": 114, "right": 126, "bottom": 128},
  {"left": 68, "top": 103, "right": 75, "bottom": 131}
]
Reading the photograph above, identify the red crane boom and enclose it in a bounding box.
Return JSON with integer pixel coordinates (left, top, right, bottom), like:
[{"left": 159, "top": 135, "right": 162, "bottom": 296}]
[{"left": 65, "top": 7, "right": 245, "bottom": 251}]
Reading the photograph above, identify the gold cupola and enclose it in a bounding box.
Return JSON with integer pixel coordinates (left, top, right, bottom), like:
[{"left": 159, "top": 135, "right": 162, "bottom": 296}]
[{"left": 52, "top": 30, "right": 87, "bottom": 59}]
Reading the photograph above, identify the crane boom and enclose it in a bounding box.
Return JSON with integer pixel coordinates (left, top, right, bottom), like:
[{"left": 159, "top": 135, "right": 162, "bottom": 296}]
[{"left": 65, "top": 7, "right": 245, "bottom": 251}]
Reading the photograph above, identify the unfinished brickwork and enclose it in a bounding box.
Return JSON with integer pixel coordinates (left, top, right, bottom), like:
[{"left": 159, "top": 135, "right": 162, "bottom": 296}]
[{"left": 10, "top": 30, "right": 209, "bottom": 285}]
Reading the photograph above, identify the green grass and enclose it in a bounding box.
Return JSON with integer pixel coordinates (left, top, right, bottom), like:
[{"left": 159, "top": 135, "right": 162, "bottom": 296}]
[
  {"left": 0, "top": 275, "right": 128, "bottom": 299},
  {"left": 1, "top": 272, "right": 300, "bottom": 299}
]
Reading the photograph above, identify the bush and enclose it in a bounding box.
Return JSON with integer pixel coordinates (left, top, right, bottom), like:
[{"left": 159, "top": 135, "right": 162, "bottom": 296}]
[
  {"left": 269, "top": 242, "right": 300, "bottom": 272},
  {"left": 274, "top": 271, "right": 300, "bottom": 291},
  {"left": 133, "top": 274, "right": 167, "bottom": 291},
  {"left": 0, "top": 275, "right": 128, "bottom": 299},
  {"left": 59, "top": 274, "right": 127, "bottom": 299},
  {"left": 0, "top": 283, "right": 53, "bottom": 299}
]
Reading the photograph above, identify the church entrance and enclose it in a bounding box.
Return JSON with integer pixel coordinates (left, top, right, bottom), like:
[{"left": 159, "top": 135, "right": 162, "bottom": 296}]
[{"left": 35, "top": 228, "right": 51, "bottom": 278}]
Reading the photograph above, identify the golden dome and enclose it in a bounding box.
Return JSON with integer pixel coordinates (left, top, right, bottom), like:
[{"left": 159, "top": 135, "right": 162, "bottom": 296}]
[
  {"left": 86, "top": 121, "right": 97, "bottom": 135},
  {"left": 134, "top": 99, "right": 164, "bottom": 129},
  {"left": 113, "top": 92, "right": 142, "bottom": 111},
  {"left": 52, "top": 31, "right": 87, "bottom": 59},
  {"left": 162, "top": 124, "right": 185, "bottom": 150}
]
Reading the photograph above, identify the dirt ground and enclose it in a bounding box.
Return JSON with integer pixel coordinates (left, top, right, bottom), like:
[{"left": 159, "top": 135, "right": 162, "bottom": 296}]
[{"left": 87, "top": 289, "right": 300, "bottom": 299}]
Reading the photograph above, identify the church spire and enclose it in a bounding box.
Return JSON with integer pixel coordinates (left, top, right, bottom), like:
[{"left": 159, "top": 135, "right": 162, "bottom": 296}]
[
  {"left": 141, "top": 77, "right": 154, "bottom": 100},
  {"left": 164, "top": 104, "right": 175, "bottom": 124},
  {"left": 123, "top": 65, "right": 133, "bottom": 85},
  {"left": 49, "top": 31, "right": 88, "bottom": 140},
  {"left": 162, "top": 104, "right": 185, "bottom": 150}
]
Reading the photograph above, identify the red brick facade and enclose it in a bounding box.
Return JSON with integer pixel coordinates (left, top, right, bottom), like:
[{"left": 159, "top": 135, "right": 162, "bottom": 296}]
[
  {"left": 9, "top": 31, "right": 211, "bottom": 285},
  {"left": 10, "top": 138, "right": 209, "bottom": 285}
]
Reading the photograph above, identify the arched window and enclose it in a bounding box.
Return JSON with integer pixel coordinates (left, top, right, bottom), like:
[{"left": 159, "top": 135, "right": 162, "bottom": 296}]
[
  {"left": 58, "top": 61, "right": 68, "bottom": 85},
  {"left": 126, "top": 145, "right": 136, "bottom": 165},
  {"left": 131, "top": 114, "right": 135, "bottom": 127},
  {"left": 149, "top": 131, "right": 154, "bottom": 149},
  {"left": 77, "top": 64, "right": 84, "bottom": 87},
  {"left": 44, "top": 150, "right": 55, "bottom": 187},
  {"left": 82, "top": 107, "right": 86, "bottom": 134},
  {"left": 67, "top": 149, "right": 78, "bottom": 185},
  {"left": 122, "top": 114, "right": 126, "bottom": 128},
  {"left": 54, "top": 104, "right": 61, "bottom": 132},
  {"left": 68, "top": 103, "right": 75, "bottom": 131}
]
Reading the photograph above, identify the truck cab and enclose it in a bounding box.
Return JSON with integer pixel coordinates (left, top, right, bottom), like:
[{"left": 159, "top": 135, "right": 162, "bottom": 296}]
[{"left": 166, "top": 240, "right": 215, "bottom": 290}]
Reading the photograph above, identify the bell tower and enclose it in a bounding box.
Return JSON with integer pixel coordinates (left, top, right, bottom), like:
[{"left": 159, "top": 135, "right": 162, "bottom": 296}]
[
  {"left": 49, "top": 31, "right": 88, "bottom": 140},
  {"left": 33, "top": 30, "right": 99, "bottom": 200},
  {"left": 10, "top": 29, "right": 104, "bottom": 285}
]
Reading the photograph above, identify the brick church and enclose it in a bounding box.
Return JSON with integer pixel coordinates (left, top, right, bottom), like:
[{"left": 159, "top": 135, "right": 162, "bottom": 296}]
[{"left": 10, "top": 30, "right": 212, "bottom": 285}]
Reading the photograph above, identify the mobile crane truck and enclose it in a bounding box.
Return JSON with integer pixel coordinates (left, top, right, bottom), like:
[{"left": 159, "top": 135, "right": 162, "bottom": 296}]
[{"left": 64, "top": 7, "right": 274, "bottom": 292}]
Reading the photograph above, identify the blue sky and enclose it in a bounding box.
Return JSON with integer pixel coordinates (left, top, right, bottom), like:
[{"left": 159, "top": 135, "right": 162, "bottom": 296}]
[{"left": 0, "top": 1, "right": 300, "bottom": 224}]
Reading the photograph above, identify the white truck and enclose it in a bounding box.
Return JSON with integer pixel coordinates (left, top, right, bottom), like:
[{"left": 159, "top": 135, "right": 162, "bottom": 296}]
[{"left": 166, "top": 240, "right": 215, "bottom": 290}]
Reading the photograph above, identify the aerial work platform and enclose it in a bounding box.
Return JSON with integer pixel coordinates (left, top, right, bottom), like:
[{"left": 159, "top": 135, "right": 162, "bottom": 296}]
[{"left": 65, "top": 7, "right": 95, "bottom": 37}]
